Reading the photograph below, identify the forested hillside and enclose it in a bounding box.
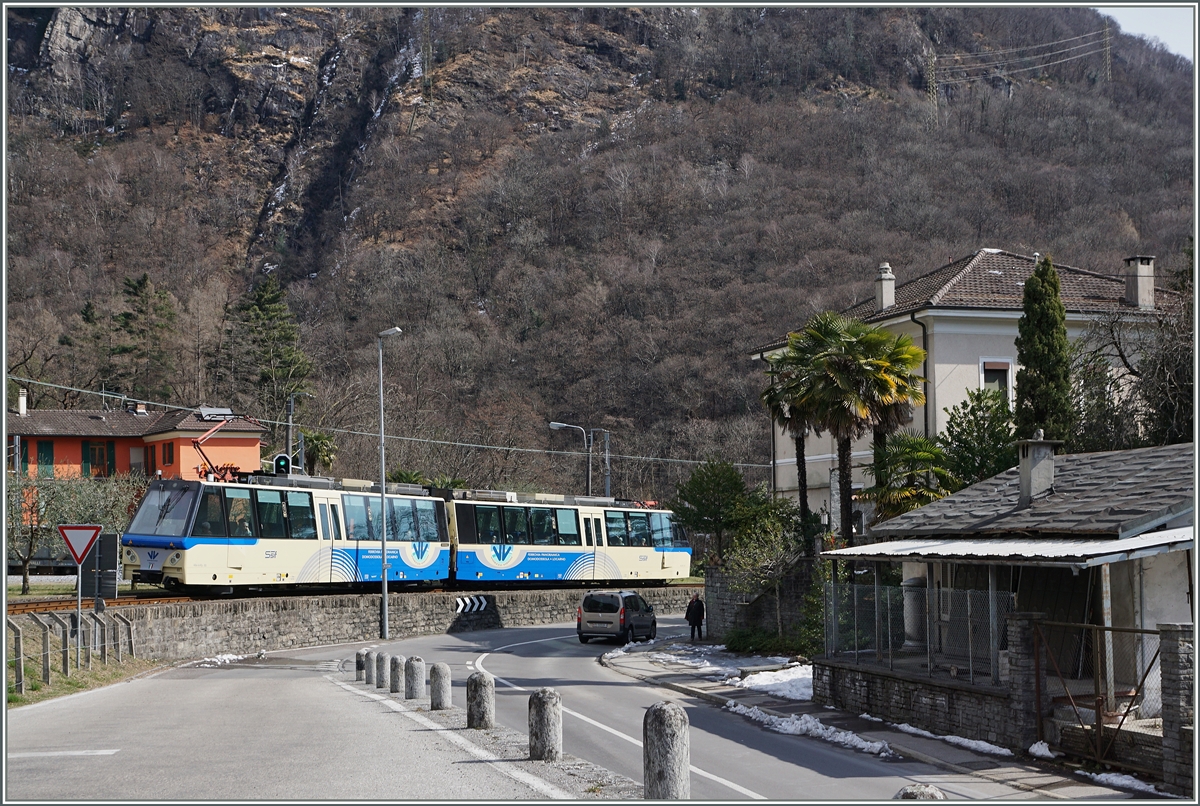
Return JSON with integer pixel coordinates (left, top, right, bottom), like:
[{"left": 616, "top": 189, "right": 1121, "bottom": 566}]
[{"left": 5, "top": 7, "right": 1193, "bottom": 499}]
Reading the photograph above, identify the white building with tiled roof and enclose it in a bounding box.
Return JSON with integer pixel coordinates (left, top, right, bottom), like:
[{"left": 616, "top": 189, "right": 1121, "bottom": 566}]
[{"left": 752, "top": 249, "right": 1171, "bottom": 527}]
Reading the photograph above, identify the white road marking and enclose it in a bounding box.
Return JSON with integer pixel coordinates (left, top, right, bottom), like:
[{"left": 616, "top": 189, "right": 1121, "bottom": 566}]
[
  {"left": 9, "top": 749, "right": 120, "bottom": 758},
  {"left": 329, "top": 676, "right": 571, "bottom": 800},
  {"left": 477, "top": 634, "right": 767, "bottom": 800}
]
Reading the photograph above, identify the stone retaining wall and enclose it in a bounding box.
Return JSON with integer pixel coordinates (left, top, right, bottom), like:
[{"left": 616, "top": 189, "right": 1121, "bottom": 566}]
[{"left": 114, "top": 586, "right": 700, "bottom": 662}]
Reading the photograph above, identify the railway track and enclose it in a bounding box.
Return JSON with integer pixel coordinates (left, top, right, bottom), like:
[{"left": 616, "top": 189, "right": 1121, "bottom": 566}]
[{"left": 7, "top": 594, "right": 196, "bottom": 614}]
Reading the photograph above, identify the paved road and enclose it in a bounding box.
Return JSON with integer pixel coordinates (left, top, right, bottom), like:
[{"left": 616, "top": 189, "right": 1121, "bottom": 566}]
[{"left": 386, "top": 617, "right": 1048, "bottom": 800}]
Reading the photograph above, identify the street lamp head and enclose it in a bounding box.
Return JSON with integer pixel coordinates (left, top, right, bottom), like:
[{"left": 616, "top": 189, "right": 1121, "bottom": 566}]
[
  {"left": 549, "top": 422, "right": 569, "bottom": 430},
  {"left": 379, "top": 326, "right": 403, "bottom": 338}
]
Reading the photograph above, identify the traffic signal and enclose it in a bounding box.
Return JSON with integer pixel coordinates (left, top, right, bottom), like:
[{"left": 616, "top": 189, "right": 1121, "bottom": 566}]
[{"left": 273, "top": 453, "right": 291, "bottom": 475}]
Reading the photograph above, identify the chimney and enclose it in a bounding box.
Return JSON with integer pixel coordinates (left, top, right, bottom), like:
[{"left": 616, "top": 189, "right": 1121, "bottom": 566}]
[
  {"left": 18, "top": 388, "right": 27, "bottom": 417},
  {"left": 1123, "top": 255, "right": 1155, "bottom": 310},
  {"left": 1016, "top": 428, "right": 1064, "bottom": 508},
  {"left": 136, "top": 402, "right": 148, "bottom": 416},
  {"left": 875, "top": 262, "right": 896, "bottom": 311}
]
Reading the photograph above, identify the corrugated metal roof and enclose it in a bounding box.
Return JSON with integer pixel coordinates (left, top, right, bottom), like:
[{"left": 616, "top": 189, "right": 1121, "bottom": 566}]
[{"left": 823, "top": 527, "right": 1194, "bottom": 569}]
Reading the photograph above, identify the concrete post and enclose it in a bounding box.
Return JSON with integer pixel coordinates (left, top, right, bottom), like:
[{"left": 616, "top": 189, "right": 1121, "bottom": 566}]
[
  {"left": 430, "top": 662, "right": 451, "bottom": 710},
  {"left": 92, "top": 613, "right": 107, "bottom": 665},
  {"left": 390, "top": 654, "right": 406, "bottom": 694},
  {"left": 1159, "top": 623, "right": 1194, "bottom": 798},
  {"left": 364, "top": 650, "right": 376, "bottom": 685},
  {"left": 404, "top": 655, "right": 426, "bottom": 700},
  {"left": 113, "top": 612, "right": 135, "bottom": 658},
  {"left": 47, "top": 613, "right": 70, "bottom": 676},
  {"left": 528, "top": 688, "right": 562, "bottom": 761},
  {"left": 355, "top": 649, "right": 366, "bottom": 682},
  {"left": 27, "top": 615, "right": 51, "bottom": 684},
  {"left": 467, "top": 671, "right": 495, "bottom": 728},
  {"left": 643, "top": 701, "right": 689, "bottom": 799},
  {"left": 1006, "top": 612, "right": 1048, "bottom": 750},
  {"left": 375, "top": 653, "right": 389, "bottom": 689},
  {"left": 7, "top": 618, "right": 24, "bottom": 694}
]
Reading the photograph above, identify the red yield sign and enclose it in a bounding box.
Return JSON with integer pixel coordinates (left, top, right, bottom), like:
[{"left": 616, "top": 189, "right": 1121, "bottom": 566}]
[{"left": 58, "top": 524, "right": 102, "bottom": 565}]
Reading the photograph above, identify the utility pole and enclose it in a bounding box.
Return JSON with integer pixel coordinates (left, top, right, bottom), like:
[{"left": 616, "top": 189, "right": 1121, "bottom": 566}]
[{"left": 1104, "top": 20, "right": 1112, "bottom": 84}]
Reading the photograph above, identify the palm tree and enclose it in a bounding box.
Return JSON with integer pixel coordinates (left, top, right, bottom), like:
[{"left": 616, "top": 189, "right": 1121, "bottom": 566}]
[
  {"left": 860, "top": 430, "right": 958, "bottom": 524},
  {"left": 762, "top": 347, "right": 818, "bottom": 523},
  {"left": 773, "top": 311, "right": 926, "bottom": 549}
]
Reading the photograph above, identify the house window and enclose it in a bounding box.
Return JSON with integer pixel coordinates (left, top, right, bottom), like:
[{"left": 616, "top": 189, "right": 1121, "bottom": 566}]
[
  {"left": 981, "top": 360, "right": 1012, "bottom": 398},
  {"left": 147, "top": 444, "right": 157, "bottom": 476},
  {"left": 88, "top": 443, "right": 108, "bottom": 477},
  {"left": 162, "top": 442, "right": 174, "bottom": 466}
]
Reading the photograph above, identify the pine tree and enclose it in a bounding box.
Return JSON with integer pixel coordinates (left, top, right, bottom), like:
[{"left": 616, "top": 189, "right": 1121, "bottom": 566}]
[
  {"left": 111, "top": 274, "right": 179, "bottom": 400},
  {"left": 1014, "top": 256, "right": 1072, "bottom": 441}
]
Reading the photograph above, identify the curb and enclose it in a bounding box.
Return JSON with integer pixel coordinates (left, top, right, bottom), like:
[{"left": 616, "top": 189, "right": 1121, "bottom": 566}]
[{"left": 599, "top": 650, "right": 1077, "bottom": 801}]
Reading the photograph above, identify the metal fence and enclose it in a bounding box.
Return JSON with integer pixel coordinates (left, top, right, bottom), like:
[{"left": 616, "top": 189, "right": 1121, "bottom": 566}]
[
  {"left": 824, "top": 583, "right": 1015, "bottom": 686},
  {"left": 1035, "top": 620, "right": 1162, "bottom": 762}
]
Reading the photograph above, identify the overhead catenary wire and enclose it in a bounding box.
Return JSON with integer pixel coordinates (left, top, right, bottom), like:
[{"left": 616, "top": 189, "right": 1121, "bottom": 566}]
[{"left": 7, "top": 376, "right": 771, "bottom": 471}]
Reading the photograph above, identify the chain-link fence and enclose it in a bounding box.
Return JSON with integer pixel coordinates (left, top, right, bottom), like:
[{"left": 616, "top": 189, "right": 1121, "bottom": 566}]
[{"left": 824, "top": 583, "right": 1015, "bottom": 686}]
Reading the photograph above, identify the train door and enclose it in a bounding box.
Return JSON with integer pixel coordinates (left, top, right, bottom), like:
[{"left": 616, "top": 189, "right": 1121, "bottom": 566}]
[
  {"left": 224, "top": 487, "right": 255, "bottom": 573},
  {"left": 588, "top": 514, "right": 609, "bottom": 580}
]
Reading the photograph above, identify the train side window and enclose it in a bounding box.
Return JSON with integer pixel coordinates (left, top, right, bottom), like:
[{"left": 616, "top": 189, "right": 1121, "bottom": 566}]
[
  {"left": 390, "top": 499, "right": 417, "bottom": 541},
  {"left": 191, "top": 487, "right": 228, "bottom": 537},
  {"left": 530, "top": 508, "right": 555, "bottom": 545},
  {"left": 319, "top": 503, "right": 332, "bottom": 541},
  {"left": 556, "top": 509, "right": 581, "bottom": 546},
  {"left": 593, "top": 518, "right": 604, "bottom": 547},
  {"left": 475, "top": 506, "right": 500, "bottom": 544},
  {"left": 583, "top": 518, "right": 593, "bottom": 547},
  {"left": 605, "top": 512, "right": 628, "bottom": 547},
  {"left": 287, "top": 492, "right": 317, "bottom": 539},
  {"left": 628, "top": 513, "right": 651, "bottom": 547},
  {"left": 255, "top": 490, "right": 287, "bottom": 539},
  {"left": 342, "top": 495, "right": 375, "bottom": 541},
  {"left": 225, "top": 488, "right": 256, "bottom": 537},
  {"left": 503, "top": 507, "right": 530, "bottom": 544},
  {"left": 329, "top": 504, "right": 343, "bottom": 540},
  {"left": 414, "top": 500, "right": 440, "bottom": 542}
]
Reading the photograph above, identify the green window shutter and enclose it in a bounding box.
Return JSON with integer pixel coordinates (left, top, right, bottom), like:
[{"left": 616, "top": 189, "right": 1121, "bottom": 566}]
[
  {"left": 107, "top": 440, "right": 116, "bottom": 476},
  {"left": 37, "top": 440, "right": 54, "bottom": 479},
  {"left": 81, "top": 440, "right": 91, "bottom": 476},
  {"left": 20, "top": 439, "right": 28, "bottom": 476}
]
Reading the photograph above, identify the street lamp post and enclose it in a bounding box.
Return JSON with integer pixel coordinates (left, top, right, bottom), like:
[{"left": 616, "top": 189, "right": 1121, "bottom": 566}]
[
  {"left": 591, "top": 429, "right": 611, "bottom": 498},
  {"left": 378, "top": 326, "right": 402, "bottom": 639},
  {"left": 549, "top": 421, "right": 591, "bottom": 496}
]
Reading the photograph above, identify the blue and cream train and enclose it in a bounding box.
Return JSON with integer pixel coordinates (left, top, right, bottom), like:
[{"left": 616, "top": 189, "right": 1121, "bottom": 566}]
[{"left": 119, "top": 473, "right": 691, "bottom": 591}]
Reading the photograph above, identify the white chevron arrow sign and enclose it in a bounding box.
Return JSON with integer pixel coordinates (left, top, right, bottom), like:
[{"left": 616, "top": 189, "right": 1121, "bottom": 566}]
[{"left": 455, "top": 595, "right": 488, "bottom": 614}]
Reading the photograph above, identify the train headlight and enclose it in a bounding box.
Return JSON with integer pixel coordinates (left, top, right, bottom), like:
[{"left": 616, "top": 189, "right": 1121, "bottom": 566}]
[
  {"left": 168, "top": 552, "right": 182, "bottom": 565},
  {"left": 125, "top": 549, "right": 139, "bottom": 563}
]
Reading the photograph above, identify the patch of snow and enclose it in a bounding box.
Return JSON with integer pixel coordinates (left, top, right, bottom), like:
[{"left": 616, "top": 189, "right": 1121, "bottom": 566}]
[
  {"left": 1028, "top": 741, "right": 1058, "bottom": 759},
  {"left": 1075, "top": 770, "right": 1180, "bottom": 798},
  {"left": 724, "top": 664, "right": 813, "bottom": 701},
  {"left": 196, "top": 653, "right": 245, "bottom": 667},
  {"left": 859, "top": 713, "right": 884, "bottom": 722},
  {"left": 893, "top": 723, "right": 1013, "bottom": 757},
  {"left": 726, "top": 702, "right": 892, "bottom": 756}
]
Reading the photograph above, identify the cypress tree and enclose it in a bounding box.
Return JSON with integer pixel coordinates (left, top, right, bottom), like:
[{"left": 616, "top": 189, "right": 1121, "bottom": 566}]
[{"left": 1014, "top": 256, "right": 1072, "bottom": 440}]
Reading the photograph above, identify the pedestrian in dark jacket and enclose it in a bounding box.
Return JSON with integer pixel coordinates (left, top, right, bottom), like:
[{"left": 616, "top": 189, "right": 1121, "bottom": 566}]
[{"left": 685, "top": 593, "right": 704, "bottom": 641}]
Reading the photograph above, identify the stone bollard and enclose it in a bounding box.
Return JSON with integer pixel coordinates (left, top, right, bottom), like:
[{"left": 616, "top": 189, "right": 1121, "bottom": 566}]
[
  {"left": 364, "top": 651, "right": 376, "bottom": 685},
  {"left": 467, "top": 671, "right": 496, "bottom": 729},
  {"left": 405, "top": 656, "right": 426, "bottom": 700},
  {"left": 894, "top": 784, "right": 947, "bottom": 799},
  {"left": 643, "top": 701, "right": 689, "bottom": 799},
  {"left": 376, "top": 653, "right": 389, "bottom": 689},
  {"left": 430, "top": 662, "right": 452, "bottom": 710},
  {"left": 355, "top": 650, "right": 366, "bottom": 681},
  {"left": 390, "top": 654, "right": 406, "bottom": 694},
  {"left": 529, "top": 688, "right": 562, "bottom": 762}
]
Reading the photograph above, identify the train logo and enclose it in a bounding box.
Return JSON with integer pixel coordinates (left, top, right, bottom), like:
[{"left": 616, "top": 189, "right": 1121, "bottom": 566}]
[
  {"left": 398, "top": 540, "right": 440, "bottom": 570},
  {"left": 476, "top": 542, "right": 522, "bottom": 570}
]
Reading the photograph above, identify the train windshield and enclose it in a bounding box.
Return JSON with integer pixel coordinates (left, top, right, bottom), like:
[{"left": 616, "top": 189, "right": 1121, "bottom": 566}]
[{"left": 127, "top": 480, "right": 201, "bottom": 536}]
